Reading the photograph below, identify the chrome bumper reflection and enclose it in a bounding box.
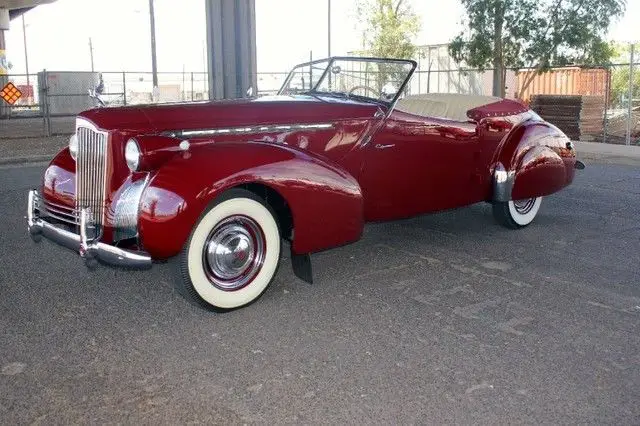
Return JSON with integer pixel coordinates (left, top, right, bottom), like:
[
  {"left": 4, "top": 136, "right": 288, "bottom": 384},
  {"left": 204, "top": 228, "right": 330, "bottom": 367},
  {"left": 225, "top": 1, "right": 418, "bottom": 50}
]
[{"left": 27, "top": 190, "right": 152, "bottom": 270}]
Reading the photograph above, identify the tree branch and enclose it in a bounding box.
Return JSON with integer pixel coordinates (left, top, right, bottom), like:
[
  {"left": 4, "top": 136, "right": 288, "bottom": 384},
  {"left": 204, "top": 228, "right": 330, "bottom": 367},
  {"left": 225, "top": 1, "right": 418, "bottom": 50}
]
[
  {"left": 519, "top": 0, "right": 588, "bottom": 96},
  {"left": 394, "top": 0, "right": 404, "bottom": 17}
]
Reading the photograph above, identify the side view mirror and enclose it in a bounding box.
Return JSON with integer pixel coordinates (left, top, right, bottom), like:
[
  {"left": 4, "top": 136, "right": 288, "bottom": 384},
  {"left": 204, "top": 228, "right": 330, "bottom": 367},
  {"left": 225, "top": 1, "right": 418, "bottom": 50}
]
[{"left": 381, "top": 82, "right": 398, "bottom": 101}]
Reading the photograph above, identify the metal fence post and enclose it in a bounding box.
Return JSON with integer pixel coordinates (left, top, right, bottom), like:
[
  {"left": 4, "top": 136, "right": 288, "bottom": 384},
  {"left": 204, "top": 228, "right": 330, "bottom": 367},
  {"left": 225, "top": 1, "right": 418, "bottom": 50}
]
[
  {"left": 603, "top": 66, "right": 610, "bottom": 144},
  {"left": 627, "top": 44, "right": 635, "bottom": 146},
  {"left": 122, "top": 71, "right": 127, "bottom": 106},
  {"left": 191, "top": 72, "right": 194, "bottom": 102},
  {"left": 41, "top": 69, "right": 52, "bottom": 137}
]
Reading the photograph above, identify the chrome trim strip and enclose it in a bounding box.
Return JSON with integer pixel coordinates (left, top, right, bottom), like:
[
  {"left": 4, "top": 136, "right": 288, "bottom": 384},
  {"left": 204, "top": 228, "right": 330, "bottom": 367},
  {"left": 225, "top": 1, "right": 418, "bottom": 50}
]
[
  {"left": 44, "top": 209, "right": 80, "bottom": 225},
  {"left": 168, "top": 122, "right": 334, "bottom": 138},
  {"left": 42, "top": 197, "right": 76, "bottom": 211},
  {"left": 27, "top": 190, "right": 152, "bottom": 270},
  {"left": 493, "top": 163, "right": 515, "bottom": 202},
  {"left": 27, "top": 190, "right": 36, "bottom": 231},
  {"left": 79, "top": 207, "right": 91, "bottom": 257},
  {"left": 42, "top": 202, "right": 76, "bottom": 217},
  {"left": 109, "top": 175, "right": 150, "bottom": 242}
]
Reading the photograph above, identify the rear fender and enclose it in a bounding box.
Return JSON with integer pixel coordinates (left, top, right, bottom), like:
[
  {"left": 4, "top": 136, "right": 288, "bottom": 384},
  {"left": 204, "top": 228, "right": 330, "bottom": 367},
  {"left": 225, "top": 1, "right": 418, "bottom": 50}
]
[
  {"left": 492, "top": 120, "right": 576, "bottom": 202},
  {"left": 137, "top": 142, "right": 364, "bottom": 259}
]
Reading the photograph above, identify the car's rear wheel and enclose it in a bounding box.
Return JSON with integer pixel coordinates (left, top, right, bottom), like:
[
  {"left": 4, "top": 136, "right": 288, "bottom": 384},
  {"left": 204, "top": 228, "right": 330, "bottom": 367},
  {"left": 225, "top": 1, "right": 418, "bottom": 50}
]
[
  {"left": 177, "top": 189, "right": 281, "bottom": 311},
  {"left": 492, "top": 197, "right": 543, "bottom": 229}
]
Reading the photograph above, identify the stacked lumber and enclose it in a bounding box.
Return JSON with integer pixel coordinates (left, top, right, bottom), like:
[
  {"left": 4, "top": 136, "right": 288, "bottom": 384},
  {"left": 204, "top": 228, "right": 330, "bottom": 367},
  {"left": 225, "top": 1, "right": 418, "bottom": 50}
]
[
  {"left": 530, "top": 95, "right": 605, "bottom": 141},
  {"left": 580, "top": 96, "right": 607, "bottom": 140}
]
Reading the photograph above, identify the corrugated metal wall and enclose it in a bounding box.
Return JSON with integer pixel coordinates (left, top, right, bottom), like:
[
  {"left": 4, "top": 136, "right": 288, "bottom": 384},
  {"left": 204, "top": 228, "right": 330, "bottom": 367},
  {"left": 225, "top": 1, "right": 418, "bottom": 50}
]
[{"left": 516, "top": 68, "right": 610, "bottom": 103}]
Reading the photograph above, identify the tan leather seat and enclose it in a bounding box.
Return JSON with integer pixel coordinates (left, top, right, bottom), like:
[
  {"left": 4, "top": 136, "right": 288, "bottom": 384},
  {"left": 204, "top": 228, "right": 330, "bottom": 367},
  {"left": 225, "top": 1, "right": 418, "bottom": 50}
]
[{"left": 396, "top": 93, "right": 501, "bottom": 122}]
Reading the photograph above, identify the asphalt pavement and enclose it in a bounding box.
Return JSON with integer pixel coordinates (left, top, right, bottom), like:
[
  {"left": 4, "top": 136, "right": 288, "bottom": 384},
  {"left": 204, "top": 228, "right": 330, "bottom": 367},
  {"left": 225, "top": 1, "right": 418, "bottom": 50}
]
[{"left": 0, "top": 162, "right": 639, "bottom": 424}]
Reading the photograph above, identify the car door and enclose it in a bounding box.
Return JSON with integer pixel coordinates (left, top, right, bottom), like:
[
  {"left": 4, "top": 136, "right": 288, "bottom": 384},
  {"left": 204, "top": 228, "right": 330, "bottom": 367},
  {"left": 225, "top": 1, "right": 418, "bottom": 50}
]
[{"left": 359, "top": 110, "right": 480, "bottom": 222}]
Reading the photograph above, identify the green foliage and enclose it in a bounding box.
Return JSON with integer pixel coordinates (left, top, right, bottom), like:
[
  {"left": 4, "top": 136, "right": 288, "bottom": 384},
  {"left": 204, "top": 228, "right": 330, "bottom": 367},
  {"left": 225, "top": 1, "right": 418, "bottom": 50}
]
[
  {"left": 357, "top": 0, "right": 421, "bottom": 60},
  {"left": 610, "top": 43, "right": 640, "bottom": 107},
  {"left": 449, "top": 0, "right": 627, "bottom": 95}
]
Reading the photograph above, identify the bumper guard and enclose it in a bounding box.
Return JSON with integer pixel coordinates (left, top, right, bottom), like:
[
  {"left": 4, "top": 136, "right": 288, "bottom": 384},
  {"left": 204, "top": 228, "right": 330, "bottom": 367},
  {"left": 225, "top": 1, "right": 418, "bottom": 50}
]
[{"left": 27, "top": 190, "right": 152, "bottom": 270}]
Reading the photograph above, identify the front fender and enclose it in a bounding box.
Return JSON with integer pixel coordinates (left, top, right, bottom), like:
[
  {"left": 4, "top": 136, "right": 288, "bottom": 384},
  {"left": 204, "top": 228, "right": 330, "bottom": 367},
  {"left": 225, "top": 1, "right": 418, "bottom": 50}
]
[
  {"left": 492, "top": 120, "right": 576, "bottom": 202},
  {"left": 137, "top": 142, "right": 364, "bottom": 259},
  {"left": 42, "top": 148, "right": 76, "bottom": 207}
]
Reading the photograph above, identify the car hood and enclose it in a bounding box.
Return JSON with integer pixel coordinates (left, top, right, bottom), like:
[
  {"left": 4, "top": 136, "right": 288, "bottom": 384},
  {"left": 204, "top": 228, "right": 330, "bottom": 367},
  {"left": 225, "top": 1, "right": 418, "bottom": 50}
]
[{"left": 77, "top": 95, "right": 380, "bottom": 134}]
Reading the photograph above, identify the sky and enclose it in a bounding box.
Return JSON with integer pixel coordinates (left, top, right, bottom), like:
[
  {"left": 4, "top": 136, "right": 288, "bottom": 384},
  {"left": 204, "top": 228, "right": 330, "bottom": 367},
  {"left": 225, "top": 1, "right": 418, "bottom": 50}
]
[{"left": 3, "top": 0, "right": 639, "bottom": 75}]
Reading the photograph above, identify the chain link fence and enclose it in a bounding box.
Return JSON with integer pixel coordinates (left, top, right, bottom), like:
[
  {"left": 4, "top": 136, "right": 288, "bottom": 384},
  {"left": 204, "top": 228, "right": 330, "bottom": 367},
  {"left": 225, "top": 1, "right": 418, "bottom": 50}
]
[
  {"left": 1, "top": 61, "right": 638, "bottom": 145},
  {"left": 406, "top": 62, "right": 638, "bottom": 146},
  {"left": 0, "top": 70, "right": 287, "bottom": 139}
]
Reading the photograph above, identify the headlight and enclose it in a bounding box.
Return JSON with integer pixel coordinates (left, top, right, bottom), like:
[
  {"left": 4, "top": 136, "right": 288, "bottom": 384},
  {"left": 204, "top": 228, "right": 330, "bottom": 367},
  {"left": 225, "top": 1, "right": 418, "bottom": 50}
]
[
  {"left": 69, "top": 134, "right": 78, "bottom": 160},
  {"left": 125, "top": 139, "right": 141, "bottom": 172}
]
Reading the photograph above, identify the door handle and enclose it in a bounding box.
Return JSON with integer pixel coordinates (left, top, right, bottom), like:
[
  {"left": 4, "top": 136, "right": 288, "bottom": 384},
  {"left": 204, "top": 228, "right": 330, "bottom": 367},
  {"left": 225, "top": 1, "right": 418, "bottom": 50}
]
[{"left": 375, "top": 143, "right": 395, "bottom": 150}]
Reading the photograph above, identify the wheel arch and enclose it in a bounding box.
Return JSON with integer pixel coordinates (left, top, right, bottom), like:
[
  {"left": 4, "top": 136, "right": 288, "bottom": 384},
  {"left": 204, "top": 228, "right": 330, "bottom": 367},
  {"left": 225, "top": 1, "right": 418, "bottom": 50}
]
[
  {"left": 491, "top": 119, "right": 577, "bottom": 202},
  {"left": 137, "top": 142, "right": 364, "bottom": 259},
  {"left": 235, "top": 182, "right": 294, "bottom": 241}
]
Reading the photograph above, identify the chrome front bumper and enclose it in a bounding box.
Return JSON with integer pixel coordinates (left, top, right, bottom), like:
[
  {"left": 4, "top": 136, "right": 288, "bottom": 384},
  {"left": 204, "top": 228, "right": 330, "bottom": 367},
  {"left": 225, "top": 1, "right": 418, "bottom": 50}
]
[{"left": 27, "top": 190, "right": 152, "bottom": 270}]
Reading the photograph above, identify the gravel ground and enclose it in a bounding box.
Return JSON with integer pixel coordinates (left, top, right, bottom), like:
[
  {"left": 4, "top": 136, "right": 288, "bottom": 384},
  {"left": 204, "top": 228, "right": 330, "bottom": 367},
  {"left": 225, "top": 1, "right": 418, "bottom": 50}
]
[
  {"left": 0, "top": 161, "right": 639, "bottom": 424},
  {"left": 0, "top": 135, "right": 68, "bottom": 163},
  {"left": 0, "top": 117, "right": 72, "bottom": 163}
]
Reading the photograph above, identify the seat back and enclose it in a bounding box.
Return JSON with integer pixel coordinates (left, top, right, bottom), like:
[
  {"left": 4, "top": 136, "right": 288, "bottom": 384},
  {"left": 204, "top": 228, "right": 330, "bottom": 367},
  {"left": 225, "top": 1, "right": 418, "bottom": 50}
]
[{"left": 396, "top": 93, "right": 501, "bottom": 122}]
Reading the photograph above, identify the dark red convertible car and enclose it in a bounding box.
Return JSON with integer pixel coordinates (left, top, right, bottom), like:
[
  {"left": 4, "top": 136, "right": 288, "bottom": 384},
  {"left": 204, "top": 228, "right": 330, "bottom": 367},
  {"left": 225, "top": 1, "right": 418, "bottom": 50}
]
[{"left": 27, "top": 57, "right": 582, "bottom": 310}]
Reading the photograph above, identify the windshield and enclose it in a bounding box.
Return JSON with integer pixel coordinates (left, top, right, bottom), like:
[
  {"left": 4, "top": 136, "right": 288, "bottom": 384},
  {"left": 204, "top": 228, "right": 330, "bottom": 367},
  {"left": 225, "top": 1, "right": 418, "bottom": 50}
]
[{"left": 278, "top": 57, "right": 416, "bottom": 105}]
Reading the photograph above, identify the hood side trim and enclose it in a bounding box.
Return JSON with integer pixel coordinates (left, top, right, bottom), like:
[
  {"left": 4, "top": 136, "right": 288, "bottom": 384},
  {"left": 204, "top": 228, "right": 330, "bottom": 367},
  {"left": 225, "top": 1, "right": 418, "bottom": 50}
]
[{"left": 165, "top": 123, "right": 334, "bottom": 138}]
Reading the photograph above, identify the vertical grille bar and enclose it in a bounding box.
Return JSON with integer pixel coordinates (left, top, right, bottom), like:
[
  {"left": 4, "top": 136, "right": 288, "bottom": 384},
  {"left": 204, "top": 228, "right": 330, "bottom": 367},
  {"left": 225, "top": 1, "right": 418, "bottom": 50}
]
[{"left": 76, "top": 126, "right": 107, "bottom": 228}]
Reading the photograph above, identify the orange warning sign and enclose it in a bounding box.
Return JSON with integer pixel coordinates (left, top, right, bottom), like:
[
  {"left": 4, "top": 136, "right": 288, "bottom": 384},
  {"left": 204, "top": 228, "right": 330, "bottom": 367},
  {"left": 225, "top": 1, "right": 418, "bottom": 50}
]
[{"left": 1, "top": 83, "right": 22, "bottom": 105}]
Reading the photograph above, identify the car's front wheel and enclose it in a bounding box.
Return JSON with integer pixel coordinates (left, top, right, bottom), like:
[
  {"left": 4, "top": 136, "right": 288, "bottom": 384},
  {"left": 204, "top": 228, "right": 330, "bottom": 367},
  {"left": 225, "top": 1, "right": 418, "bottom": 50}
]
[
  {"left": 492, "top": 197, "right": 543, "bottom": 229},
  {"left": 177, "top": 189, "right": 281, "bottom": 311}
]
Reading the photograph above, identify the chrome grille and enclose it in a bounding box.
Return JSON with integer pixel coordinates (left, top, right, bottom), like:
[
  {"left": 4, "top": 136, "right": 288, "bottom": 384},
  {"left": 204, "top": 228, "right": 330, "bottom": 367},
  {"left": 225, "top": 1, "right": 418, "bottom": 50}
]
[
  {"left": 42, "top": 198, "right": 80, "bottom": 225},
  {"left": 76, "top": 126, "right": 108, "bottom": 226}
]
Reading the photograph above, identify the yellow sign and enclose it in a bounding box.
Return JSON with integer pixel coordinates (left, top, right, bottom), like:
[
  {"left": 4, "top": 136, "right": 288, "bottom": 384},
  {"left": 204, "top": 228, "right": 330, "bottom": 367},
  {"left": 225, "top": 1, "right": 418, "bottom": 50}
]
[
  {"left": 0, "top": 50, "right": 7, "bottom": 75},
  {"left": 1, "top": 82, "right": 22, "bottom": 105}
]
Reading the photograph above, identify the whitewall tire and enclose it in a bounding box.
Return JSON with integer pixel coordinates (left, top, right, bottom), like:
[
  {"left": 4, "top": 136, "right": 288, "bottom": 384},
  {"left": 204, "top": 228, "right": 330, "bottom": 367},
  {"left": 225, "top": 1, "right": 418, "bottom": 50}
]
[
  {"left": 492, "top": 197, "right": 543, "bottom": 229},
  {"left": 177, "top": 189, "right": 281, "bottom": 310}
]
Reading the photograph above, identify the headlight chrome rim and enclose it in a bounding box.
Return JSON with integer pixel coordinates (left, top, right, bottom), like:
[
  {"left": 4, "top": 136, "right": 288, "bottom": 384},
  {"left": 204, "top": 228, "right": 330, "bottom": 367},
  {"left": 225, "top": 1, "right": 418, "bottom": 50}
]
[
  {"left": 125, "top": 139, "right": 141, "bottom": 172},
  {"left": 69, "top": 134, "right": 78, "bottom": 161}
]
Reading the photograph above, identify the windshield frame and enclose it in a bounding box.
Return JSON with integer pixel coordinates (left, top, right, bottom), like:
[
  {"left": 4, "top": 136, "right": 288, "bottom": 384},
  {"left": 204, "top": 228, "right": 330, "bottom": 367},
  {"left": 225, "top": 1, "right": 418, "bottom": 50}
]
[{"left": 278, "top": 56, "right": 418, "bottom": 110}]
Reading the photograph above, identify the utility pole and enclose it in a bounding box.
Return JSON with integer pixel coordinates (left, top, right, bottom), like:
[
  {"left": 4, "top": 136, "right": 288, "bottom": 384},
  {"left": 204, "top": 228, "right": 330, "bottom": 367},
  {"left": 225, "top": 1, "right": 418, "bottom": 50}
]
[
  {"left": 88, "top": 37, "right": 94, "bottom": 72},
  {"left": 492, "top": 2, "right": 504, "bottom": 97},
  {"left": 22, "top": 15, "right": 30, "bottom": 98},
  {"left": 627, "top": 43, "right": 635, "bottom": 146},
  {"left": 327, "top": 0, "right": 331, "bottom": 58},
  {"left": 149, "top": 0, "right": 159, "bottom": 92}
]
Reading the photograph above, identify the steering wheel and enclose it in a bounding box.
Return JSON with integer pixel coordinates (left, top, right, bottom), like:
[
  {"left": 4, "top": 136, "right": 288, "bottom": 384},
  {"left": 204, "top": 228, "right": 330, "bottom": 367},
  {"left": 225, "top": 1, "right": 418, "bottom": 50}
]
[{"left": 348, "top": 85, "right": 381, "bottom": 98}]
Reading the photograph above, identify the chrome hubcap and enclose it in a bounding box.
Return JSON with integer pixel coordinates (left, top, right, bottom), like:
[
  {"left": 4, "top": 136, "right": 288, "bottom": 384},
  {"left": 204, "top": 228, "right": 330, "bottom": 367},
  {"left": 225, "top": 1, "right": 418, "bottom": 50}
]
[
  {"left": 203, "top": 216, "right": 265, "bottom": 291},
  {"left": 513, "top": 198, "right": 536, "bottom": 215}
]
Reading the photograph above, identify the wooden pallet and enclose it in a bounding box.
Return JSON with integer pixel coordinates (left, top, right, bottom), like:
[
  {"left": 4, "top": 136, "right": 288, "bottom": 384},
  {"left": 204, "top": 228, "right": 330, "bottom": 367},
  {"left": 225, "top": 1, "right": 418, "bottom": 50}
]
[{"left": 530, "top": 95, "right": 605, "bottom": 140}]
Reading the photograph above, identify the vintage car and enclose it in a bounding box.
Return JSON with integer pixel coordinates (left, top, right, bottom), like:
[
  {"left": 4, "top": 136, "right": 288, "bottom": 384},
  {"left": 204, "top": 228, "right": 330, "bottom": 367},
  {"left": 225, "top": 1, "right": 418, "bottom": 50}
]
[{"left": 27, "top": 57, "right": 583, "bottom": 310}]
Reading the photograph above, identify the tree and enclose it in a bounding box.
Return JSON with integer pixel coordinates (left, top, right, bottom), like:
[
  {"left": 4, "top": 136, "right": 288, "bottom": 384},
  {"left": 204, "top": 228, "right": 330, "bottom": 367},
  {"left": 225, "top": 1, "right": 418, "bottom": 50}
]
[
  {"left": 356, "top": 0, "right": 421, "bottom": 93},
  {"left": 357, "top": 0, "right": 421, "bottom": 60},
  {"left": 610, "top": 43, "right": 640, "bottom": 107},
  {"left": 449, "top": 0, "right": 627, "bottom": 98}
]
